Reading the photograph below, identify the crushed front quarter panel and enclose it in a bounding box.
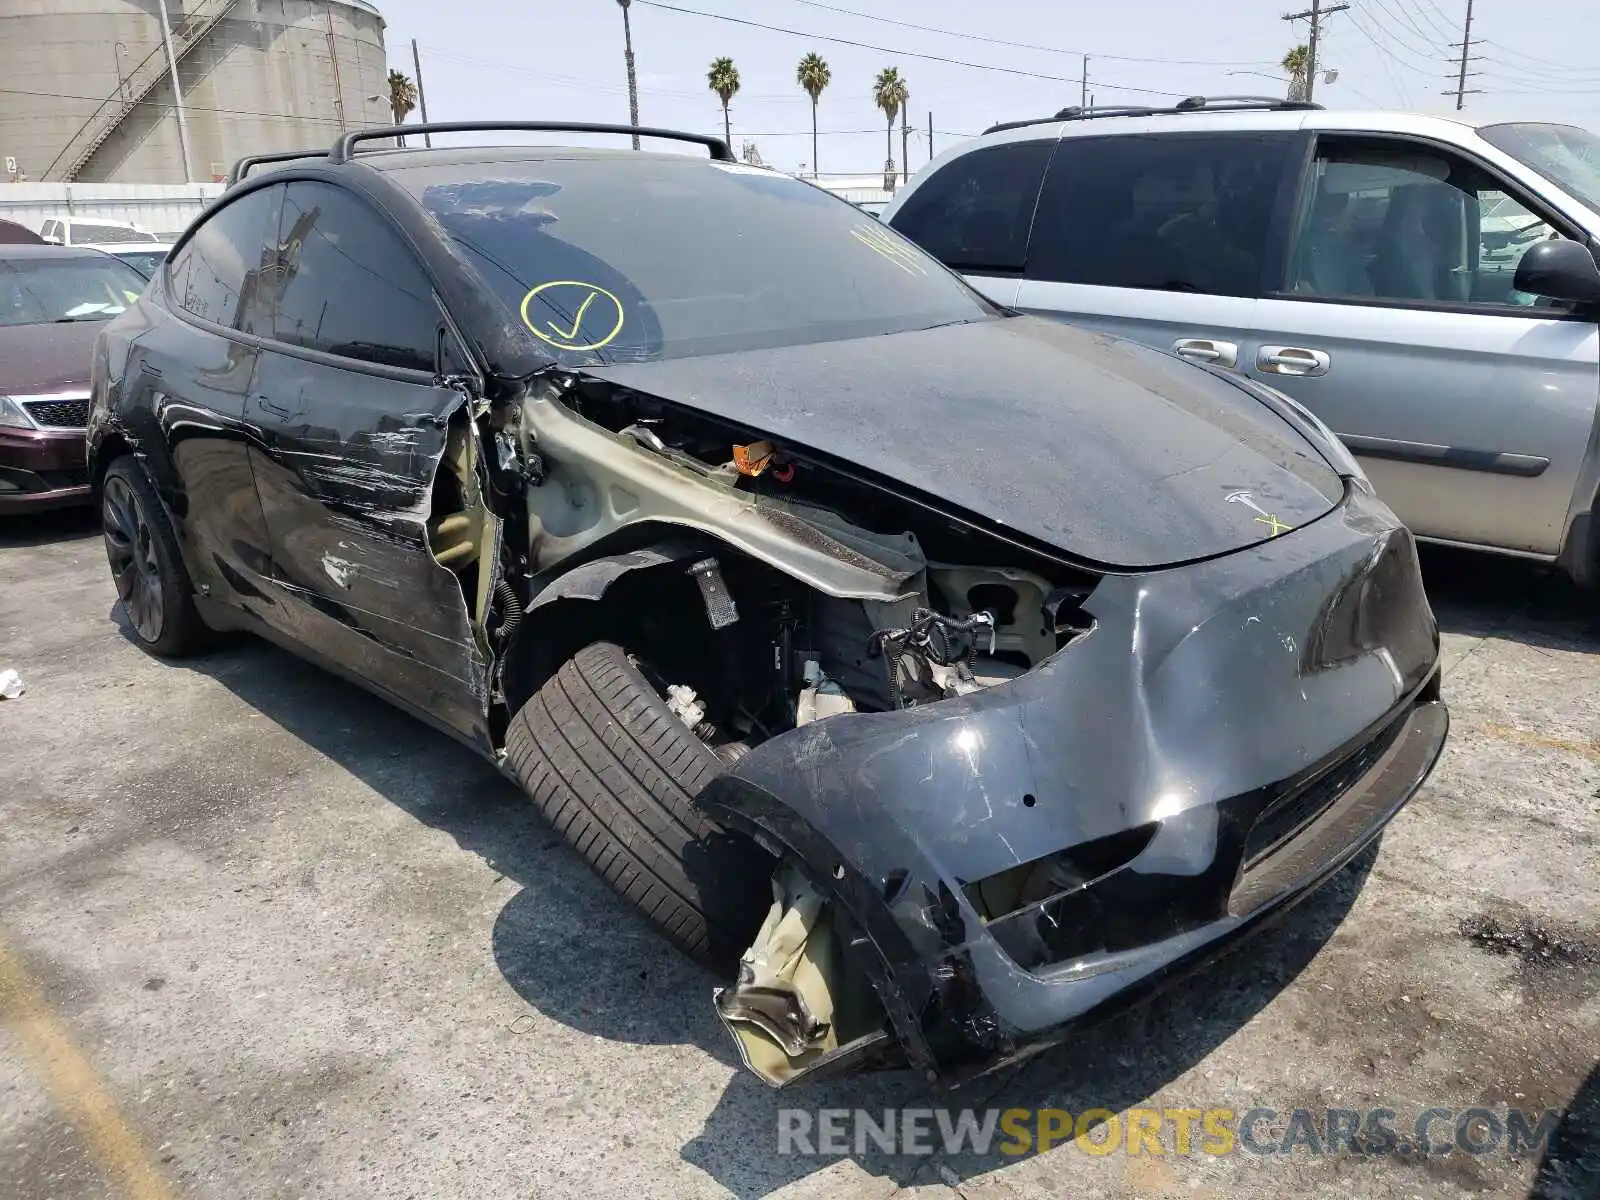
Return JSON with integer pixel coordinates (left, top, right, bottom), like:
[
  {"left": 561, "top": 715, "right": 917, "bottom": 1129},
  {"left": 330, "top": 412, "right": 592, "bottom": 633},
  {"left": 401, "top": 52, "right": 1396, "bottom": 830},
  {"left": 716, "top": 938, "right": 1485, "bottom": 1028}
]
[{"left": 699, "top": 483, "right": 1448, "bottom": 1083}]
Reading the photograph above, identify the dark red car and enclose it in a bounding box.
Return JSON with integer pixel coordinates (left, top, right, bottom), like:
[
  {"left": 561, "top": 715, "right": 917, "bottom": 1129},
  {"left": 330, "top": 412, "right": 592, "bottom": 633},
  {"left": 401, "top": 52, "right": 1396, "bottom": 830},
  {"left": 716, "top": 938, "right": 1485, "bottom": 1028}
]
[{"left": 1, "top": 245, "right": 149, "bottom": 513}]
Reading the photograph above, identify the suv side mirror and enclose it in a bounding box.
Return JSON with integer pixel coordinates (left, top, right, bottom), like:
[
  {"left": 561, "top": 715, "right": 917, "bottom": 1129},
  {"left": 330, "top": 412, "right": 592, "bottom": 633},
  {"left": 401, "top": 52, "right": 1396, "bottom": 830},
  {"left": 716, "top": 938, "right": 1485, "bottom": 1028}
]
[{"left": 1513, "top": 239, "right": 1600, "bottom": 306}]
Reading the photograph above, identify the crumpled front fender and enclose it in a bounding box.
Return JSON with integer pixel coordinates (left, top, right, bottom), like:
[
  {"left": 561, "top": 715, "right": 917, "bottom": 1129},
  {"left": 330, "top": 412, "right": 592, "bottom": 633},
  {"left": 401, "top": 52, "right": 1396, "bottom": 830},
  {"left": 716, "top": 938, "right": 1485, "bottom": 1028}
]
[{"left": 698, "top": 484, "right": 1445, "bottom": 1083}]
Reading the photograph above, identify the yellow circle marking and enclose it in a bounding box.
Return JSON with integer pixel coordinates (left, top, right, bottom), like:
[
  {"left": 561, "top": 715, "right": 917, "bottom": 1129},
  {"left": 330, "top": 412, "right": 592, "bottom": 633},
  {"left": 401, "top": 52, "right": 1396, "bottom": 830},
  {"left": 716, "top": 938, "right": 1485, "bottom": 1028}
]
[{"left": 519, "top": 280, "right": 625, "bottom": 352}]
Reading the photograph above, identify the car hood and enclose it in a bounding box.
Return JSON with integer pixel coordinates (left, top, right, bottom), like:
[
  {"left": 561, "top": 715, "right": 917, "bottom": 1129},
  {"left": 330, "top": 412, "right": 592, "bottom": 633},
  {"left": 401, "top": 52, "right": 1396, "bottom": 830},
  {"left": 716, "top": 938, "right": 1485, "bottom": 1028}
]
[
  {"left": 0, "top": 321, "right": 100, "bottom": 395},
  {"left": 583, "top": 316, "right": 1344, "bottom": 570}
]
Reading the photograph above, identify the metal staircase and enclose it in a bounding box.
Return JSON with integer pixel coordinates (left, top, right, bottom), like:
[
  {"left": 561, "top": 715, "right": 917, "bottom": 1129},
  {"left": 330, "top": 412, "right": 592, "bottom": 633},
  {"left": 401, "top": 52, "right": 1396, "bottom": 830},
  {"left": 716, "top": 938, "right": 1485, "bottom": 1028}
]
[{"left": 46, "top": 0, "right": 238, "bottom": 182}]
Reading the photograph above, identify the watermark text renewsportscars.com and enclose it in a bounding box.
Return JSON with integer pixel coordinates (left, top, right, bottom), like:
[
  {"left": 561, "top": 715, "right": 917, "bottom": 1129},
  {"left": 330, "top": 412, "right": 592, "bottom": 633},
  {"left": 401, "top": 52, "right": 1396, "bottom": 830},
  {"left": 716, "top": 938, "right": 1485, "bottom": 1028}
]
[{"left": 777, "top": 1105, "right": 1561, "bottom": 1159}]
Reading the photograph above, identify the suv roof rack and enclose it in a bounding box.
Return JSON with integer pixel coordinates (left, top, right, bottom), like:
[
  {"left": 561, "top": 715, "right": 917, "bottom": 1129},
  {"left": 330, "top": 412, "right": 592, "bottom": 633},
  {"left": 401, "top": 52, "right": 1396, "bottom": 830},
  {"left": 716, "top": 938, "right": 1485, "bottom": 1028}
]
[
  {"left": 982, "top": 95, "right": 1323, "bottom": 136},
  {"left": 226, "top": 148, "right": 329, "bottom": 186},
  {"left": 327, "top": 121, "right": 736, "bottom": 165}
]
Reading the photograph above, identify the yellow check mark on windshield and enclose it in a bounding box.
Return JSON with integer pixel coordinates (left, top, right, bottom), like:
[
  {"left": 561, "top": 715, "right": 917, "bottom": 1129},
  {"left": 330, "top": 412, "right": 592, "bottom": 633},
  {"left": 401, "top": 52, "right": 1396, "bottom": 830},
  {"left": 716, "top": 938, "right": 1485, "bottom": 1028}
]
[{"left": 546, "top": 290, "right": 599, "bottom": 342}]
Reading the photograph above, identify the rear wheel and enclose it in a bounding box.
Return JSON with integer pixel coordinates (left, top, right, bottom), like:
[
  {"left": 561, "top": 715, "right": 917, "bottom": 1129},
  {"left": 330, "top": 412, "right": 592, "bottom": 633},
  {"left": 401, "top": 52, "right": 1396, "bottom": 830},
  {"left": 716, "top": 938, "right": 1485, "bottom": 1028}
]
[
  {"left": 100, "top": 458, "right": 209, "bottom": 657},
  {"left": 505, "top": 641, "right": 773, "bottom": 967}
]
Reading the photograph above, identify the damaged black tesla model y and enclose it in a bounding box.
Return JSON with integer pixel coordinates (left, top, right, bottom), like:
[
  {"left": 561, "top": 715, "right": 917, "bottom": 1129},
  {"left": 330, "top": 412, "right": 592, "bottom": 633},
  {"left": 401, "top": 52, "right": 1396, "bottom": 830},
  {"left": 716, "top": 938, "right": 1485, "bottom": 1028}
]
[{"left": 88, "top": 122, "right": 1447, "bottom": 1089}]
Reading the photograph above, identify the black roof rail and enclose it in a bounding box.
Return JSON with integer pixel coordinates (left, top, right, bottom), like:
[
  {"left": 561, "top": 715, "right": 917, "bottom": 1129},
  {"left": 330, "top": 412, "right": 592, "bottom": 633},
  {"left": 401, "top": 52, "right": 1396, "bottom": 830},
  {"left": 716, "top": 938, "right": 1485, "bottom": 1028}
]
[
  {"left": 982, "top": 95, "right": 1322, "bottom": 136},
  {"left": 226, "top": 148, "right": 329, "bottom": 186},
  {"left": 327, "top": 121, "right": 735, "bottom": 165}
]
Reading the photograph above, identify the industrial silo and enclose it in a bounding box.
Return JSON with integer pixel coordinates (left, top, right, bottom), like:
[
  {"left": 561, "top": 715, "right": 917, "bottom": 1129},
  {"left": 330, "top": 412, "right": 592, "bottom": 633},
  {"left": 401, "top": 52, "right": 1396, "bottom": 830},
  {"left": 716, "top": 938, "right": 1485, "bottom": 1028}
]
[{"left": 0, "top": 0, "right": 394, "bottom": 184}]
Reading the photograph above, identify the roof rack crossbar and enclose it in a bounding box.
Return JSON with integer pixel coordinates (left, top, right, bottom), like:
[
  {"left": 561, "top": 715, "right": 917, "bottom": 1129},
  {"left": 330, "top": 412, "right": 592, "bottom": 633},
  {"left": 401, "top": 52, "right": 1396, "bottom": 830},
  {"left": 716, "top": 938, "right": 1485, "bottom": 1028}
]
[
  {"left": 328, "top": 122, "right": 735, "bottom": 165},
  {"left": 982, "top": 95, "right": 1322, "bottom": 136},
  {"left": 226, "top": 148, "right": 330, "bottom": 186}
]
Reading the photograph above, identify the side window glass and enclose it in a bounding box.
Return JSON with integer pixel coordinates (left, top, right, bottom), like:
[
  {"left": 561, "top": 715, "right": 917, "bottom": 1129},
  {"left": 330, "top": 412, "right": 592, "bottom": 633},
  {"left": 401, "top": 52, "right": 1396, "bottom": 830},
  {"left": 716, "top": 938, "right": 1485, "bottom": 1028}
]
[
  {"left": 272, "top": 181, "right": 438, "bottom": 372},
  {"left": 1287, "top": 142, "right": 1568, "bottom": 309},
  {"left": 165, "top": 184, "right": 280, "bottom": 334},
  {"left": 888, "top": 140, "right": 1053, "bottom": 273},
  {"left": 1027, "top": 134, "right": 1292, "bottom": 297}
]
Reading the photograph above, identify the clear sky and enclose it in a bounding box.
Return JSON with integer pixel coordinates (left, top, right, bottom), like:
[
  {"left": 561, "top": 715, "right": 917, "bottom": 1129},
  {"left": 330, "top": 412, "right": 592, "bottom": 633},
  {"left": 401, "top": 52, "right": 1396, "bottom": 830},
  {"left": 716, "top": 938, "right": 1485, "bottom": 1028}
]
[{"left": 376, "top": 0, "right": 1599, "bottom": 176}]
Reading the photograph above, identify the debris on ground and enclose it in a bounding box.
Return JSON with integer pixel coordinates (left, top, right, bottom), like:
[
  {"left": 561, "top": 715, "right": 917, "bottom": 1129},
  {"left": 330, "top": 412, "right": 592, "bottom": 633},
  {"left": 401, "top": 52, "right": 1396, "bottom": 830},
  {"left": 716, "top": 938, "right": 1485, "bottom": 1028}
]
[{"left": 0, "top": 669, "right": 23, "bottom": 699}]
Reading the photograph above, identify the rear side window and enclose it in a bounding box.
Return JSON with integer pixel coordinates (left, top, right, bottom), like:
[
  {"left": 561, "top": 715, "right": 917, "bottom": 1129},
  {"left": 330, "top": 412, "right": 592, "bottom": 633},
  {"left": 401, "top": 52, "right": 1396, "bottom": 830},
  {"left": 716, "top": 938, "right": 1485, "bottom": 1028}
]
[
  {"left": 889, "top": 140, "right": 1053, "bottom": 273},
  {"left": 165, "top": 184, "right": 280, "bottom": 334},
  {"left": 1026, "top": 133, "right": 1294, "bottom": 297},
  {"left": 270, "top": 181, "right": 439, "bottom": 372}
]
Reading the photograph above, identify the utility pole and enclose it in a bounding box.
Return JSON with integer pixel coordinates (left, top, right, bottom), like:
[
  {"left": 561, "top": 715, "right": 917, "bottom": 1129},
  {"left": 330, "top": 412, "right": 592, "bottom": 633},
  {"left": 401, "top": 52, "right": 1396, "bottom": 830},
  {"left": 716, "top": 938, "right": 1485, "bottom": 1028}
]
[
  {"left": 1445, "top": 0, "right": 1480, "bottom": 110},
  {"left": 617, "top": 0, "right": 641, "bottom": 149},
  {"left": 928, "top": 111, "right": 933, "bottom": 162},
  {"left": 411, "top": 39, "right": 432, "bottom": 147},
  {"left": 154, "top": 0, "right": 193, "bottom": 183},
  {"left": 900, "top": 97, "right": 910, "bottom": 184},
  {"left": 1282, "top": 0, "right": 1348, "bottom": 103},
  {"left": 1081, "top": 55, "right": 1089, "bottom": 108}
]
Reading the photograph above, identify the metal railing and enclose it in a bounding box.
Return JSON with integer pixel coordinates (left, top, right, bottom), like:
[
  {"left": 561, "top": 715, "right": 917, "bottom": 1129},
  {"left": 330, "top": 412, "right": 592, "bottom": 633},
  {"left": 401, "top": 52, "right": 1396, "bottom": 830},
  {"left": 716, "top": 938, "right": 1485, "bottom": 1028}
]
[{"left": 45, "top": 0, "right": 238, "bottom": 182}]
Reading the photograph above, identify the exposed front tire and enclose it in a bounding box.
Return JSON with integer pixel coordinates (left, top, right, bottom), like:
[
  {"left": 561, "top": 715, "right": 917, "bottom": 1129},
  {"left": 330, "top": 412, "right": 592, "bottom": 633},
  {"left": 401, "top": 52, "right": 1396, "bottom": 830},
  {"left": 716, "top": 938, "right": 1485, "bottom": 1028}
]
[
  {"left": 100, "top": 457, "right": 209, "bottom": 657},
  {"left": 505, "top": 641, "right": 773, "bottom": 968}
]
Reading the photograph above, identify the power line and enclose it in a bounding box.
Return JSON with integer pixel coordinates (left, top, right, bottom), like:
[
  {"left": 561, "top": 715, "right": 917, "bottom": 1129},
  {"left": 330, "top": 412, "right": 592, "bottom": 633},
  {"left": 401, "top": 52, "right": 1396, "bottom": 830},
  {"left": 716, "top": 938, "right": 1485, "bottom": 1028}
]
[
  {"left": 780, "top": 0, "right": 1282, "bottom": 68},
  {"left": 1392, "top": 0, "right": 1456, "bottom": 40},
  {"left": 1479, "top": 39, "right": 1600, "bottom": 73},
  {"left": 0, "top": 86, "right": 351, "bottom": 126},
  {"left": 1346, "top": 6, "right": 1444, "bottom": 74},
  {"left": 1476, "top": 58, "right": 1600, "bottom": 85},
  {"left": 631, "top": 1, "right": 1201, "bottom": 100},
  {"left": 1362, "top": 0, "right": 1446, "bottom": 61},
  {"left": 1342, "top": 9, "right": 1416, "bottom": 104}
]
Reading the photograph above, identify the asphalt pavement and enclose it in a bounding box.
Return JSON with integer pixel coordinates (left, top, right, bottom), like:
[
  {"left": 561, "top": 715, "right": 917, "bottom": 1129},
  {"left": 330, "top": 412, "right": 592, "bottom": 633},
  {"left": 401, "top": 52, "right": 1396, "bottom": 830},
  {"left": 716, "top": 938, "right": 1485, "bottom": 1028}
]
[{"left": 1, "top": 507, "right": 1596, "bottom": 1199}]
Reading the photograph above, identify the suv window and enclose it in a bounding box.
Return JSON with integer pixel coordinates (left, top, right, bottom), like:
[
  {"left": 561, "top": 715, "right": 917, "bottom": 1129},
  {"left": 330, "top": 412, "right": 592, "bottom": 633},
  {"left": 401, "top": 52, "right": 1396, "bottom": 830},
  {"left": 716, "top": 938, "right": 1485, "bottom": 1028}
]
[
  {"left": 165, "top": 184, "right": 280, "bottom": 333},
  {"left": 888, "top": 140, "right": 1053, "bottom": 273},
  {"left": 271, "top": 181, "right": 439, "bottom": 372},
  {"left": 1026, "top": 133, "right": 1293, "bottom": 297},
  {"left": 1286, "top": 139, "right": 1569, "bottom": 309}
]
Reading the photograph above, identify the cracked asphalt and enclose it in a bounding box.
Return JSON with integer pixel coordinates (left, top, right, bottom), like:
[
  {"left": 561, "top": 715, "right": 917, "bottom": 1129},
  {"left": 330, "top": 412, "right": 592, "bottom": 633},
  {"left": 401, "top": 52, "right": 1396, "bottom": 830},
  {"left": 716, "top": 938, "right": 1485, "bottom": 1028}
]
[{"left": 1, "top": 508, "right": 1596, "bottom": 1199}]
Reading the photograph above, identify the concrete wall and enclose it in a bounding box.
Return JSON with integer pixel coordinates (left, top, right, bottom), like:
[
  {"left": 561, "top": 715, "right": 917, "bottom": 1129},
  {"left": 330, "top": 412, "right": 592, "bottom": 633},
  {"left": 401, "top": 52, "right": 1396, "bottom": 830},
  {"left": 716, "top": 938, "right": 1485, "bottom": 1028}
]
[
  {"left": 0, "top": 0, "right": 391, "bottom": 185},
  {"left": 0, "top": 182, "right": 225, "bottom": 240}
]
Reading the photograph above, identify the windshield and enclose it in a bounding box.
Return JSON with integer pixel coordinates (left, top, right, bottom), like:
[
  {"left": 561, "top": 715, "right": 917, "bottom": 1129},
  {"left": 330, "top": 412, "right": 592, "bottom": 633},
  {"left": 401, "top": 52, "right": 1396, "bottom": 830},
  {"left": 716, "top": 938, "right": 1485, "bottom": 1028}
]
[
  {"left": 391, "top": 156, "right": 997, "bottom": 365},
  {"left": 72, "top": 222, "right": 159, "bottom": 245},
  {"left": 1480, "top": 122, "right": 1600, "bottom": 216},
  {"left": 0, "top": 256, "right": 149, "bottom": 326},
  {"left": 114, "top": 248, "right": 169, "bottom": 279}
]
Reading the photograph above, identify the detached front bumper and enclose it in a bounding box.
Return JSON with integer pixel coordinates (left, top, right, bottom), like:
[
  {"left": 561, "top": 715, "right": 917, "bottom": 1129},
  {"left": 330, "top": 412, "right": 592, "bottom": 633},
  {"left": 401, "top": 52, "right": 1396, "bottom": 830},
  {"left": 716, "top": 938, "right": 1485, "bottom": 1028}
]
[
  {"left": 0, "top": 426, "right": 91, "bottom": 513},
  {"left": 700, "top": 483, "right": 1448, "bottom": 1086}
]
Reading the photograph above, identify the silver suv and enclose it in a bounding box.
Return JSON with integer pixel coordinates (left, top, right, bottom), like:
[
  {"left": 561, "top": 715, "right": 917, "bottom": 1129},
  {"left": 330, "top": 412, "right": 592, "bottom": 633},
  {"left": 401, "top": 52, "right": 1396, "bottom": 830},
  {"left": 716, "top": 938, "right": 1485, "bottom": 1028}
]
[{"left": 882, "top": 99, "right": 1600, "bottom": 586}]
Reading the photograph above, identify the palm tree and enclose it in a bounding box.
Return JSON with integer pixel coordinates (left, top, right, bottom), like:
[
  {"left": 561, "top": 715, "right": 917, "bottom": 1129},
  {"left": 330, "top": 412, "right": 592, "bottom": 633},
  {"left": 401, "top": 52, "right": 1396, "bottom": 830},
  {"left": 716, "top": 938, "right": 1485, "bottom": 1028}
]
[
  {"left": 708, "top": 57, "right": 740, "bottom": 153},
  {"left": 796, "top": 52, "right": 831, "bottom": 179},
  {"left": 1282, "top": 44, "right": 1310, "bottom": 103},
  {"left": 872, "top": 67, "right": 909, "bottom": 189},
  {"left": 387, "top": 69, "right": 417, "bottom": 148}
]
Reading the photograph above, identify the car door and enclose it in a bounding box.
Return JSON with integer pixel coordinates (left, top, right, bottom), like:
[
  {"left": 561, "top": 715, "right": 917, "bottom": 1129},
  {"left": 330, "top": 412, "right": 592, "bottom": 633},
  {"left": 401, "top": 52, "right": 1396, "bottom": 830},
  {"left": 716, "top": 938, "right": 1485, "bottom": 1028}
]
[
  {"left": 1246, "top": 135, "right": 1600, "bottom": 555},
  {"left": 887, "top": 138, "right": 1056, "bottom": 309},
  {"left": 246, "top": 178, "right": 494, "bottom": 743},
  {"left": 125, "top": 182, "right": 282, "bottom": 615},
  {"left": 1011, "top": 131, "right": 1300, "bottom": 372}
]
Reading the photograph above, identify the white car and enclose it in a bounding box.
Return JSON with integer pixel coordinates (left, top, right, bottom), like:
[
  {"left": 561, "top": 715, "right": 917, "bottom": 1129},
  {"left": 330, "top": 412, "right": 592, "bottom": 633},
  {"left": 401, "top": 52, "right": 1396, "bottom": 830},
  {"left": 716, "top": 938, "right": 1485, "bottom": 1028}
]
[{"left": 37, "top": 216, "right": 161, "bottom": 248}]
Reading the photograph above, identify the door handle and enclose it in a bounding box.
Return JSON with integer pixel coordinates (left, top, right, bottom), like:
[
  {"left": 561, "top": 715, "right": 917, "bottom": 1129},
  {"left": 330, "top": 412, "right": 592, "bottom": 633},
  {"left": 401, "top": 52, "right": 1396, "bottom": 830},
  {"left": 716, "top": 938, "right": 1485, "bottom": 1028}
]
[
  {"left": 1172, "top": 338, "right": 1238, "bottom": 368},
  {"left": 252, "top": 393, "right": 290, "bottom": 419},
  {"left": 1257, "top": 346, "right": 1331, "bottom": 377}
]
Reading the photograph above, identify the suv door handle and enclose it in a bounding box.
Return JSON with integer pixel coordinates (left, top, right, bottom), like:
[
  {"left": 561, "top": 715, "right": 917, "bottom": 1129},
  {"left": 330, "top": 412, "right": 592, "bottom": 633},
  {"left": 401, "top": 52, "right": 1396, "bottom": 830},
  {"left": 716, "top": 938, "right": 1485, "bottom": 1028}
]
[
  {"left": 1172, "top": 338, "right": 1238, "bottom": 367},
  {"left": 1257, "top": 346, "right": 1331, "bottom": 377}
]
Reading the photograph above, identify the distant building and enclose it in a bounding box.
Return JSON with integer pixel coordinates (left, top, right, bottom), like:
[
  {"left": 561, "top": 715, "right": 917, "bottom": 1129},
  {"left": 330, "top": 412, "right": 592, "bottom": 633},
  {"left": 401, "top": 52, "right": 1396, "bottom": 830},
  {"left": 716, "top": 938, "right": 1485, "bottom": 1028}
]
[
  {"left": 806, "top": 174, "right": 895, "bottom": 208},
  {"left": 0, "top": 0, "right": 393, "bottom": 184}
]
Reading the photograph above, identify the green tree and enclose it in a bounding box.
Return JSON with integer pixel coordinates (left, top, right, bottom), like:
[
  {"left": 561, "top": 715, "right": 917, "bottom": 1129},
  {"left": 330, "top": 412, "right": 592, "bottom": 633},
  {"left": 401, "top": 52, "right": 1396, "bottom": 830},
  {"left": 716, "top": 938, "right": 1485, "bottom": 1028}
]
[
  {"left": 1282, "top": 44, "right": 1310, "bottom": 103},
  {"left": 708, "top": 57, "right": 740, "bottom": 153},
  {"left": 387, "top": 69, "right": 418, "bottom": 148},
  {"left": 872, "top": 67, "right": 909, "bottom": 186},
  {"left": 796, "top": 52, "right": 831, "bottom": 178}
]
